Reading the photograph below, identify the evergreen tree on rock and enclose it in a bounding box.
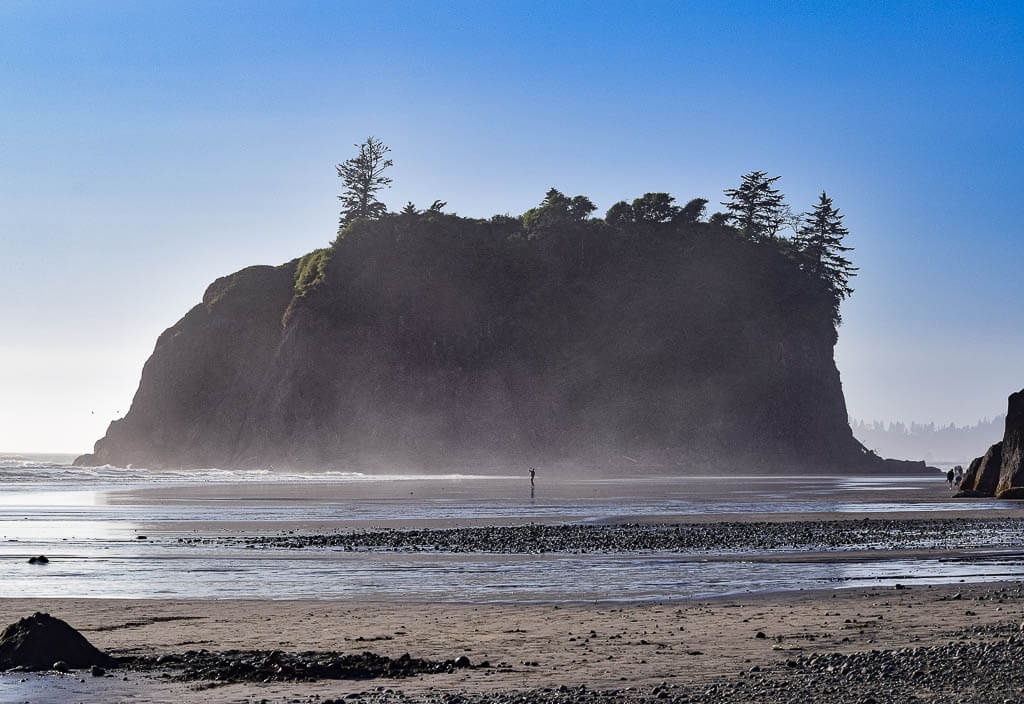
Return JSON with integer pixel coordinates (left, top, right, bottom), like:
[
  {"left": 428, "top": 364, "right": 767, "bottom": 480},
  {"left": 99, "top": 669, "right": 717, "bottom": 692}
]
[
  {"left": 676, "top": 197, "right": 709, "bottom": 224},
  {"left": 722, "top": 171, "right": 787, "bottom": 242},
  {"left": 337, "top": 136, "right": 393, "bottom": 233},
  {"left": 631, "top": 192, "right": 679, "bottom": 223},
  {"left": 523, "top": 188, "right": 595, "bottom": 236},
  {"left": 795, "top": 191, "right": 857, "bottom": 324}
]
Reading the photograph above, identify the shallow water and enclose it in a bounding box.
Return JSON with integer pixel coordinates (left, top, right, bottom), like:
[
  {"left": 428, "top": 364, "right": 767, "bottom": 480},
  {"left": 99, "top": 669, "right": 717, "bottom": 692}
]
[
  {"left": 4, "top": 547, "right": 1024, "bottom": 601},
  {"left": 1, "top": 454, "right": 1022, "bottom": 601}
]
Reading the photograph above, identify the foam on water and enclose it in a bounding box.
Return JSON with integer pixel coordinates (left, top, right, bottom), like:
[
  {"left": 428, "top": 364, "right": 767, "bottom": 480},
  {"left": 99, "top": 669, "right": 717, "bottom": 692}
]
[{"left": 1, "top": 456, "right": 517, "bottom": 486}]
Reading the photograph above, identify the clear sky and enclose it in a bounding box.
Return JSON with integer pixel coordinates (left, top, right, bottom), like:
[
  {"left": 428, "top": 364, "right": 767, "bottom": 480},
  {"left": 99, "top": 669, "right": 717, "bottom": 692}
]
[{"left": 1, "top": 1, "right": 1021, "bottom": 452}]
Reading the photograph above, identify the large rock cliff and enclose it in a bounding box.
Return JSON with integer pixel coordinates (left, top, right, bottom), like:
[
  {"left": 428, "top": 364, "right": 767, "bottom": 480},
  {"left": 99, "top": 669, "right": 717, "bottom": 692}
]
[
  {"left": 956, "top": 390, "right": 1024, "bottom": 497},
  {"left": 76, "top": 213, "right": 908, "bottom": 473},
  {"left": 995, "top": 390, "right": 1024, "bottom": 498}
]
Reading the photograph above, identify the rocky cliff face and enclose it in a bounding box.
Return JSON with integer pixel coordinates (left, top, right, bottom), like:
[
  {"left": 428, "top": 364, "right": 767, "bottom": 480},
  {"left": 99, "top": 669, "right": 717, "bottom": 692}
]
[
  {"left": 957, "top": 442, "right": 1002, "bottom": 496},
  {"left": 995, "top": 390, "right": 1024, "bottom": 498},
  {"left": 76, "top": 214, "right": 899, "bottom": 473}
]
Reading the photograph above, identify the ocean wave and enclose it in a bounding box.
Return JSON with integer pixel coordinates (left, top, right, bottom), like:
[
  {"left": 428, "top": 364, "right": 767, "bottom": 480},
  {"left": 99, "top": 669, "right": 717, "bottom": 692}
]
[{"left": 0, "top": 457, "right": 515, "bottom": 486}]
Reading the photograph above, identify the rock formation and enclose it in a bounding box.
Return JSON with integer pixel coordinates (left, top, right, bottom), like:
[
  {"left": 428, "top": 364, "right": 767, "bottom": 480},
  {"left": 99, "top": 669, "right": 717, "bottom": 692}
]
[
  {"left": 955, "top": 390, "right": 1024, "bottom": 498},
  {"left": 996, "top": 390, "right": 1024, "bottom": 498},
  {"left": 956, "top": 442, "right": 1002, "bottom": 497},
  {"left": 0, "top": 612, "right": 113, "bottom": 670},
  {"left": 76, "top": 214, "right": 921, "bottom": 474}
]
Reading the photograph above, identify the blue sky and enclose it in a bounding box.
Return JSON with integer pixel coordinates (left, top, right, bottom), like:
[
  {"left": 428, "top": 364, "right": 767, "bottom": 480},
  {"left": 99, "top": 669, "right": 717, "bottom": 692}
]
[{"left": 2, "top": 1, "right": 1022, "bottom": 452}]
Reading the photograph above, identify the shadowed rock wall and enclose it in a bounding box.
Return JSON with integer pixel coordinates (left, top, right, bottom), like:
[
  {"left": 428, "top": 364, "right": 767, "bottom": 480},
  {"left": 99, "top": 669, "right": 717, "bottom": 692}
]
[{"left": 996, "top": 390, "right": 1024, "bottom": 498}]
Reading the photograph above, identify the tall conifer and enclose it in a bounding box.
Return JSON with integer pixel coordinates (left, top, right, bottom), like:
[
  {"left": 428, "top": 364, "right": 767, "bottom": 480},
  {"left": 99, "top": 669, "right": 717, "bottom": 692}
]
[
  {"left": 795, "top": 191, "right": 857, "bottom": 323},
  {"left": 337, "top": 137, "right": 393, "bottom": 233},
  {"left": 721, "top": 171, "right": 787, "bottom": 241}
]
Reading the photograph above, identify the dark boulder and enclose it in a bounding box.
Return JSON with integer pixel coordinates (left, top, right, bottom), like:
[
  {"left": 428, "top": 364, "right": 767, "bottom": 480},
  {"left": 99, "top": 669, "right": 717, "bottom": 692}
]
[
  {"left": 957, "top": 455, "right": 983, "bottom": 495},
  {"left": 957, "top": 444, "right": 1002, "bottom": 497},
  {"left": 0, "top": 612, "right": 113, "bottom": 671},
  {"left": 996, "top": 390, "right": 1024, "bottom": 499}
]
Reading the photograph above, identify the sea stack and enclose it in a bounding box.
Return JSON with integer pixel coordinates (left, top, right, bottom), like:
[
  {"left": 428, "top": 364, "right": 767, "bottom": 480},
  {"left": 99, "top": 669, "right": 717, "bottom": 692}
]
[
  {"left": 995, "top": 390, "right": 1024, "bottom": 498},
  {"left": 75, "top": 213, "right": 917, "bottom": 474}
]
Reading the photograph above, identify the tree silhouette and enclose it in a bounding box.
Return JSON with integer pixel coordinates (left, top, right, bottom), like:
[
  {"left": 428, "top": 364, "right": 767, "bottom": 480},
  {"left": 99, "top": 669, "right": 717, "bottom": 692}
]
[
  {"left": 676, "top": 198, "right": 708, "bottom": 224},
  {"left": 794, "top": 191, "right": 857, "bottom": 324},
  {"left": 722, "top": 171, "right": 787, "bottom": 242},
  {"left": 337, "top": 136, "right": 393, "bottom": 233},
  {"left": 605, "top": 200, "right": 635, "bottom": 229},
  {"left": 523, "top": 188, "right": 595, "bottom": 236},
  {"left": 631, "top": 193, "right": 679, "bottom": 223}
]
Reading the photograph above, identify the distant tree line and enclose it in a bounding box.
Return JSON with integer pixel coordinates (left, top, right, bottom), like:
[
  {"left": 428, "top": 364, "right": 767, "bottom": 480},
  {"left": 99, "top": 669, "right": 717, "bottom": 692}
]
[
  {"left": 851, "top": 416, "right": 1006, "bottom": 463},
  {"left": 335, "top": 138, "right": 858, "bottom": 330}
]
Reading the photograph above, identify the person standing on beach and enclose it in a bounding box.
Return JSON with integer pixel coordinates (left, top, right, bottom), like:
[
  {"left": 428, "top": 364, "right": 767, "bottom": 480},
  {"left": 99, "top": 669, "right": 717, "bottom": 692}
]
[
  {"left": 529, "top": 467, "right": 536, "bottom": 486},
  {"left": 946, "top": 468, "right": 955, "bottom": 489}
]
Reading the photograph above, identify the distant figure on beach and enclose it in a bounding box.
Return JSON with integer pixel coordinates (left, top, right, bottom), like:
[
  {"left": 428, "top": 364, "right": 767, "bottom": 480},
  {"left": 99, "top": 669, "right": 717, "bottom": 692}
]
[
  {"left": 953, "top": 465, "right": 964, "bottom": 488},
  {"left": 529, "top": 467, "right": 536, "bottom": 486},
  {"left": 946, "top": 468, "right": 955, "bottom": 489}
]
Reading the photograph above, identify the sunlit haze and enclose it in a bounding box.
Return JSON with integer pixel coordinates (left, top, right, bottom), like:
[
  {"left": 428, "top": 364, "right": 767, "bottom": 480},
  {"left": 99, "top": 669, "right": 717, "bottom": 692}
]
[{"left": 2, "top": 1, "right": 1021, "bottom": 452}]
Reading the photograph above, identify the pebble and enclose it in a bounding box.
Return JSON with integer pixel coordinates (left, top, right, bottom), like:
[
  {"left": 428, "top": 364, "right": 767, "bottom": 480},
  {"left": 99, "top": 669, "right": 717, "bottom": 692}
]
[
  {"left": 117, "top": 648, "right": 488, "bottom": 683},
  {"left": 203, "top": 517, "right": 1024, "bottom": 555}
]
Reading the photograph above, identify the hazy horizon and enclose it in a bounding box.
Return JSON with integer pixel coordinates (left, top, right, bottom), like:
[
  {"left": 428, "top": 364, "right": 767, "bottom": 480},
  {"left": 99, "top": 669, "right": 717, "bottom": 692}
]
[{"left": 2, "top": 2, "right": 1022, "bottom": 453}]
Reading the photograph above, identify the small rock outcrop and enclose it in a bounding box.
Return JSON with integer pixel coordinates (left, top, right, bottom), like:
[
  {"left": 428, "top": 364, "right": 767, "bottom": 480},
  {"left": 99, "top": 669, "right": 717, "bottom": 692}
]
[
  {"left": 956, "top": 443, "right": 1003, "bottom": 497},
  {"left": 0, "top": 612, "right": 113, "bottom": 671},
  {"left": 996, "top": 390, "right": 1024, "bottom": 499}
]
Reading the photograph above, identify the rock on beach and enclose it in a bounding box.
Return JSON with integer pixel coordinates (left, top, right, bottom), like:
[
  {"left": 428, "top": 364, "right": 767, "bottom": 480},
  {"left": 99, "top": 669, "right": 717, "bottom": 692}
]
[{"left": 0, "top": 612, "right": 113, "bottom": 671}]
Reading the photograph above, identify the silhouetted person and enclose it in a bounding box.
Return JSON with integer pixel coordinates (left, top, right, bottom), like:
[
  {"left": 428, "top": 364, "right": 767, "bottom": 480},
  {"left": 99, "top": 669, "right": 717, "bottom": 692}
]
[
  {"left": 529, "top": 467, "right": 536, "bottom": 486},
  {"left": 946, "top": 468, "right": 954, "bottom": 489}
]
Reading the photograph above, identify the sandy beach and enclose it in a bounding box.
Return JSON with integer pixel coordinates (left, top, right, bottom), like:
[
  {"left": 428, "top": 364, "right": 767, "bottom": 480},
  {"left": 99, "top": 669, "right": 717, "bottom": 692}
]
[
  {"left": 4, "top": 473, "right": 1024, "bottom": 702},
  {"left": 3, "top": 577, "right": 1024, "bottom": 703}
]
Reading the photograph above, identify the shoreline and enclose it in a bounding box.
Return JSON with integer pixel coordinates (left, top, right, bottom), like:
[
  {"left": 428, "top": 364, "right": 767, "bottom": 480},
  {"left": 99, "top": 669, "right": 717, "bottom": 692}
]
[{"left": 5, "top": 473, "right": 1024, "bottom": 700}]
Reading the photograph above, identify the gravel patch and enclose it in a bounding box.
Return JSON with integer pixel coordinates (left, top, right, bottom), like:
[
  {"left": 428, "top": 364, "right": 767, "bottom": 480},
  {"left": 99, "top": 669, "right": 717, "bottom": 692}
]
[{"left": 193, "top": 517, "right": 1024, "bottom": 554}]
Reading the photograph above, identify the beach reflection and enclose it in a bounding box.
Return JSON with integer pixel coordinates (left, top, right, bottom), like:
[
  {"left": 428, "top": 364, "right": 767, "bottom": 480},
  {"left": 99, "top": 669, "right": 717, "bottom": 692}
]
[{"left": 3, "top": 551, "right": 1024, "bottom": 602}]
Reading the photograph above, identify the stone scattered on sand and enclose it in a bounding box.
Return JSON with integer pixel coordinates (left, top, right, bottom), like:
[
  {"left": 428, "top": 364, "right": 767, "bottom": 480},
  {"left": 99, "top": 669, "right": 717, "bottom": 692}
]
[
  {"left": 216, "top": 517, "right": 1024, "bottom": 555},
  {"left": 0, "top": 612, "right": 114, "bottom": 671},
  {"left": 26, "top": 555, "right": 49, "bottom": 565},
  {"left": 122, "top": 648, "right": 486, "bottom": 682}
]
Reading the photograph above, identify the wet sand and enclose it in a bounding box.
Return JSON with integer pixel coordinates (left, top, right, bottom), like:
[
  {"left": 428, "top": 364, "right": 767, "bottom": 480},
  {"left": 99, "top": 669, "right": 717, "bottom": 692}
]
[{"left": 3, "top": 579, "right": 1024, "bottom": 703}]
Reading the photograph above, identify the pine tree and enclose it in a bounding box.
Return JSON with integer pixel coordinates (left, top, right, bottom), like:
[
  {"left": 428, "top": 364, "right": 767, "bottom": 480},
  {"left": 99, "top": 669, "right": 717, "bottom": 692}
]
[
  {"left": 721, "top": 171, "right": 787, "bottom": 242},
  {"left": 523, "top": 188, "right": 595, "bottom": 236},
  {"left": 794, "top": 191, "right": 858, "bottom": 323},
  {"left": 631, "top": 192, "right": 679, "bottom": 223},
  {"left": 337, "top": 136, "right": 393, "bottom": 233}
]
